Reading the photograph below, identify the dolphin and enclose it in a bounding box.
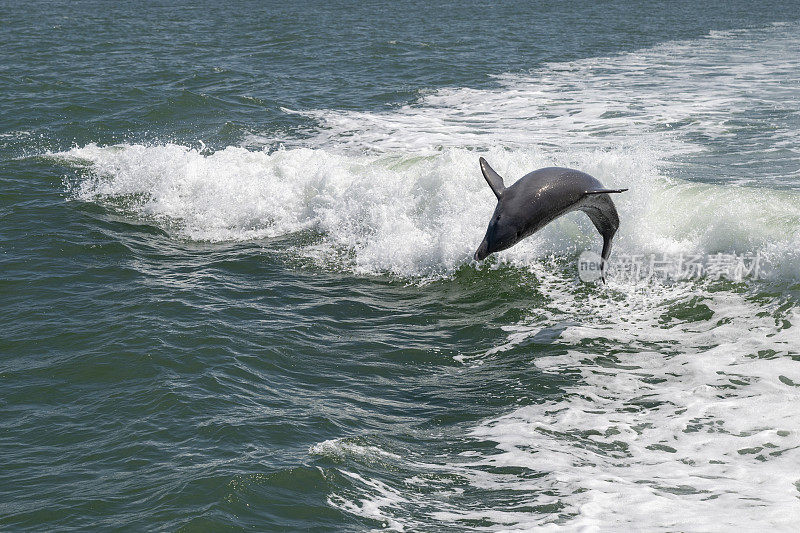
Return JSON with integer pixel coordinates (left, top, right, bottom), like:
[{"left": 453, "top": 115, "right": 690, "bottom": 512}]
[{"left": 473, "top": 157, "right": 627, "bottom": 281}]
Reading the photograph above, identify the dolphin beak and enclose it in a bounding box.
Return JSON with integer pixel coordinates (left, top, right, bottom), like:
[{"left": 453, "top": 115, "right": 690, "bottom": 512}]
[{"left": 474, "top": 239, "right": 489, "bottom": 261}]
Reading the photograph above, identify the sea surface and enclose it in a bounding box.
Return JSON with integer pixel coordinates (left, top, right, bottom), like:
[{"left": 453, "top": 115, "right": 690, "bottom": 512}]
[{"left": 3, "top": 1, "right": 800, "bottom": 531}]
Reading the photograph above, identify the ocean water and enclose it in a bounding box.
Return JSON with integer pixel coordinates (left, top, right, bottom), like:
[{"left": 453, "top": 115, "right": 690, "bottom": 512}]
[{"left": 3, "top": 1, "right": 800, "bottom": 530}]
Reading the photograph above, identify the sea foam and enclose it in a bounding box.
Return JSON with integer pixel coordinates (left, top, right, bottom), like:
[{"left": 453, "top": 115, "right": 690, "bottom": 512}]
[{"left": 58, "top": 142, "right": 800, "bottom": 280}]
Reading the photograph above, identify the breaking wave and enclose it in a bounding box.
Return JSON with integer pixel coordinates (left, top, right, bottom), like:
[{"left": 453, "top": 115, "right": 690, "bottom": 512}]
[{"left": 56, "top": 142, "right": 799, "bottom": 280}]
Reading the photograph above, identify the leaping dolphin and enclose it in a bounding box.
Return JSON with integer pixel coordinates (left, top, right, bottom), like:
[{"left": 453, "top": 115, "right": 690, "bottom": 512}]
[{"left": 473, "top": 157, "right": 627, "bottom": 282}]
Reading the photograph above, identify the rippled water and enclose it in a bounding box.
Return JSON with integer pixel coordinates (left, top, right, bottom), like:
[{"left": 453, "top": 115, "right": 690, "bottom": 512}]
[{"left": 3, "top": 1, "right": 800, "bottom": 531}]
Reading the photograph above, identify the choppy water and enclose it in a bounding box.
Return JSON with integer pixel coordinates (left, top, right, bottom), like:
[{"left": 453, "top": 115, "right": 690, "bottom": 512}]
[{"left": 3, "top": 1, "right": 800, "bottom": 531}]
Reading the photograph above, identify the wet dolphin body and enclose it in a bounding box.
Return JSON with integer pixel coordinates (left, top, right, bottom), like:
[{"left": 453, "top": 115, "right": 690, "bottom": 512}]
[{"left": 473, "top": 157, "right": 627, "bottom": 281}]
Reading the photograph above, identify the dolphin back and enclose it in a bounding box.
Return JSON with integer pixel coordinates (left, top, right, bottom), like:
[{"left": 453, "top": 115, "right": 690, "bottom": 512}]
[
  {"left": 524, "top": 168, "right": 626, "bottom": 282},
  {"left": 515, "top": 168, "right": 627, "bottom": 281}
]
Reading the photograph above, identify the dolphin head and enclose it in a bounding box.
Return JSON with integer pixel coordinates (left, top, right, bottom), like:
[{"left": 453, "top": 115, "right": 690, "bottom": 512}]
[
  {"left": 473, "top": 158, "right": 528, "bottom": 261},
  {"left": 474, "top": 200, "right": 525, "bottom": 261}
]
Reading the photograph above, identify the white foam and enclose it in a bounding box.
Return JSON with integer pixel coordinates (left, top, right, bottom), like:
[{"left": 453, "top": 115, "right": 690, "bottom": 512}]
[
  {"left": 313, "top": 274, "right": 800, "bottom": 531},
  {"left": 56, "top": 142, "right": 800, "bottom": 280},
  {"left": 310, "top": 438, "right": 402, "bottom": 463},
  {"left": 328, "top": 470, "right": 410, "bottom": 532},
  {"left": 268, "top": 23, "right": 800, "bottom": 188},
  {"left": 447, "top": 273, "right": 800, "bottom": 531}
]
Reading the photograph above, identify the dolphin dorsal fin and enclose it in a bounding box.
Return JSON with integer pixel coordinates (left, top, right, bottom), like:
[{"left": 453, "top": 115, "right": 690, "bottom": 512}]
[
  {"left": 479, "top": 157, "right": 505, "bottom": 199},
  {"left": 584, "top": 188, "right": 629, "bottom": 195}
]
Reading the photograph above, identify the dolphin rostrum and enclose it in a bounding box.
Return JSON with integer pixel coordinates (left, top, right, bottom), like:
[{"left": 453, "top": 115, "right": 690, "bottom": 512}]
[{"left": 473, "top": 157, "right": 627, "bottom": 282}]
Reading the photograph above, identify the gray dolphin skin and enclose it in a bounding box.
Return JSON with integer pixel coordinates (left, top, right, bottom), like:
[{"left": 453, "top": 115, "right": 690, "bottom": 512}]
[{"left": 473, "top": 157, "right": 627, "bottom": 281}]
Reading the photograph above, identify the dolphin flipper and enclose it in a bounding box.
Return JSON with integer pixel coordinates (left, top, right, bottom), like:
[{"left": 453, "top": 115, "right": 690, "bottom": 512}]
[
  {"left": 584, "top": 188, "right": 629, "bottom": 195},
  {"left": 479, "top": 157, "right": 505, "bottom": 199}
]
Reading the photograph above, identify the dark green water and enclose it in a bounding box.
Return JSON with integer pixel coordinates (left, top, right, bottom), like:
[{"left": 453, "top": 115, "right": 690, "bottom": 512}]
[{"left": 3, "top": 1, "right": 800, "bottom": 531}]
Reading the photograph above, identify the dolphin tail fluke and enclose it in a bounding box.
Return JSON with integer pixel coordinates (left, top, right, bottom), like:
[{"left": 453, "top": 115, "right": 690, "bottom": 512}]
[
  {"left": 580, "top": 194, "right": 622, "bottom": 284},
  {"left": 600, "top": 234, "right": 614, "bottom": 284}
]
